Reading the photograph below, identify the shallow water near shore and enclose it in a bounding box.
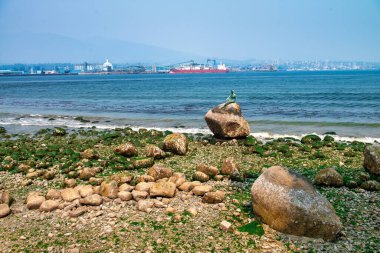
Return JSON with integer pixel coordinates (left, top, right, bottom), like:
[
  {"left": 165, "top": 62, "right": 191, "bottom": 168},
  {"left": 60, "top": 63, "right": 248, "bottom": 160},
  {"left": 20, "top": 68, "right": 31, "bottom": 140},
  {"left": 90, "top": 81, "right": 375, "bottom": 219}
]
[{"left": 1, "top": 71, "right": 379, "bottom": 140}]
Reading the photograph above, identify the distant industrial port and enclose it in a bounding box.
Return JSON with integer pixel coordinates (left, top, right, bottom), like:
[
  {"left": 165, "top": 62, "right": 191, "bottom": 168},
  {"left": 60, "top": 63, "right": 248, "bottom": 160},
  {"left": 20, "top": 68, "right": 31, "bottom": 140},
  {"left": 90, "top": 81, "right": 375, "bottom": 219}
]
[{"left": 1, "top": 59, "right": 379, "bottom": 76}]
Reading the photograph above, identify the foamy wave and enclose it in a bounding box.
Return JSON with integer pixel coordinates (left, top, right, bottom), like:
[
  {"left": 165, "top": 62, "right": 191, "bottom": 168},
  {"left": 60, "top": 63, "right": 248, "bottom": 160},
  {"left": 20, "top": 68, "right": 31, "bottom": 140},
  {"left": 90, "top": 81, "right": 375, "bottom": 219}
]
[
  {"left": 252, "top": 132, "right": 379, "bottom": 144},
  {"left": 1, "top": 114, "right": 379, "bottom": 143}
]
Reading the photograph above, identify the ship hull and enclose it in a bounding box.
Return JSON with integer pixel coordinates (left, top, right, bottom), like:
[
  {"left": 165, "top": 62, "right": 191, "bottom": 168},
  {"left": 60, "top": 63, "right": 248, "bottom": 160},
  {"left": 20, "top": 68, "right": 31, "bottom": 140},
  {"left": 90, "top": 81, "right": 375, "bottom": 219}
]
[{"left": 169, "top": 69, "right": 229, "bottom": 74}]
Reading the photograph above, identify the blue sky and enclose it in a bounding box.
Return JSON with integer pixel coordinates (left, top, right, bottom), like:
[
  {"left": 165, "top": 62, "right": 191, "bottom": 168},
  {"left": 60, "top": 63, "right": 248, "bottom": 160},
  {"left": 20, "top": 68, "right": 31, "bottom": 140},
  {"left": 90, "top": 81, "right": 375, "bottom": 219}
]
[{"left": 0, "top": 0, "right": 380, "bottom": 63}]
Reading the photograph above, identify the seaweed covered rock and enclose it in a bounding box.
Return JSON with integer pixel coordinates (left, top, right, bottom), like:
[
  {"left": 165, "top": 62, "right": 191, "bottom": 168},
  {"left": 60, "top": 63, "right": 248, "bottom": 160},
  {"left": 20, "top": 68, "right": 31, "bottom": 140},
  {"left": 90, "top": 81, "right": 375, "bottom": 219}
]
[
  {"left": 205, "top": 103, "right": 250, "bottom": 139},
  {"left": 163, "top": 133, "right": 188, "bottom": 155},
  {"left": 315, "top": 167, "right": 344, "bottom": 187},
  {"left": 113, "top": 142, "right": 138, "bottom": 157},
  {"left": 361, "top": 180, "right": 380, "bottom": 191},
  {"left": 145, "top": 145, "right": 166, "bottom": 159},
  {"left": 53, "top": 127, "right": 67, "bottom": 136},
  {"left": 81, "top": 149, "right": 99, "bottom": 160},
  {"left": 301, "top": 134, "right": 321, "bottom": 144},
  {"left": 0, "top": 126, "right": 6, "bottom": 134},
  {"left": 133, "top": 157, "right": 154, "bottom": 169},
  {"left": 251, "top": 166, "right": 342, "bottom": 241},
  {"left": 363, "top": 145, "right": 380, "bottom": 175}
]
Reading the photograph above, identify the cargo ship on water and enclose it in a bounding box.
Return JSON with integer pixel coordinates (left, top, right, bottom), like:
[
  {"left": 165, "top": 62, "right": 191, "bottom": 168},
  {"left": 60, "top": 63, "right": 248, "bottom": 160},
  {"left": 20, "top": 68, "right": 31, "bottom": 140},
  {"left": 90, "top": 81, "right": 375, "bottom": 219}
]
[{"left": 169, "top": 59, "right": 229, "bottom": 74}]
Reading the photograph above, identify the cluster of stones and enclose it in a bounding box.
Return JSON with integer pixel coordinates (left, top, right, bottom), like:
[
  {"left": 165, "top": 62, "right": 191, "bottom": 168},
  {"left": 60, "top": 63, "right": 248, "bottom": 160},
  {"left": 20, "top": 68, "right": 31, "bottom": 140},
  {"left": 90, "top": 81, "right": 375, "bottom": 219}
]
[
  {"left": 313, "top": 144, "right": 380, "bottom": 191},
  {"left": 2, "top": 132, "right": 189, "bottom": 186},
  {"left": 192, "top": 157, "right": 239, "bottom": 183},
  {"left": 21, "top": 163, "right": 225, "bottom": 217}
]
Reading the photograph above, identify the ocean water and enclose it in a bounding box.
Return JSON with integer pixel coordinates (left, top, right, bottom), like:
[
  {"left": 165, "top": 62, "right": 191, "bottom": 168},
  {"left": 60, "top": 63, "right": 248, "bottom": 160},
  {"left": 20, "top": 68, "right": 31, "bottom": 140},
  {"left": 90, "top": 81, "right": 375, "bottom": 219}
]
[{"left": 0, "top": 71, "right": 379, "bottom": 142}]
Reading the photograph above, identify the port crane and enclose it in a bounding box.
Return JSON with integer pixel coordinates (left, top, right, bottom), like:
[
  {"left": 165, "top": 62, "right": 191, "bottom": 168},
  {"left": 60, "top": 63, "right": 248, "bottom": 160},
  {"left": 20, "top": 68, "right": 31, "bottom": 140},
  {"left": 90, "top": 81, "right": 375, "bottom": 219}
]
[
  {"left": 207, "top": 59, "right": 217, "bottom": 66},
  {"left": 169, "top": 60, "right": 195, "bottom": 67}
]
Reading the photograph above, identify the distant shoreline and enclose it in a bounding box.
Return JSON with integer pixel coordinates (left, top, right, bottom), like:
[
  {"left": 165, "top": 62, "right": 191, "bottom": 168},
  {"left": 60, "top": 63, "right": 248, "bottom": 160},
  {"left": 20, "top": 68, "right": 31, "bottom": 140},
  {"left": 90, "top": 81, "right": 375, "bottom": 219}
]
[{"left": 1, "top": 69, "right": 380, "bottom": 77}]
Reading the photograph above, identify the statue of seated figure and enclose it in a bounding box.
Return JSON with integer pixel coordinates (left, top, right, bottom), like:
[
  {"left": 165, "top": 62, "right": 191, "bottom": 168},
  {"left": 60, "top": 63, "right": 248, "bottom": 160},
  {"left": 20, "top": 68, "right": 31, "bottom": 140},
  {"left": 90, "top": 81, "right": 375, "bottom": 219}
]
[{"left": 225, "top": 90, "right": 237, "bottom": 105}]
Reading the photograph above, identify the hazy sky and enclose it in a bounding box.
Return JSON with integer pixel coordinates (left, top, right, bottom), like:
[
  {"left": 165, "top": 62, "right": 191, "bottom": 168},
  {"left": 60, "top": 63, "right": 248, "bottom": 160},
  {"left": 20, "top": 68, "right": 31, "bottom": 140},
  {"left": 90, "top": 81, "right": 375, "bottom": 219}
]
[{"left": 1, "top": 0, "right": 380, "bottom": 62}]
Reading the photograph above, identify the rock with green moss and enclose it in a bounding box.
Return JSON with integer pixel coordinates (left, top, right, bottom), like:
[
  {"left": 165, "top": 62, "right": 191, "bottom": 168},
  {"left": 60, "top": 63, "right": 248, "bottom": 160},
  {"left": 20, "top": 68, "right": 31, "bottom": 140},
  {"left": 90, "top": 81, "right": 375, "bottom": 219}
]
[
  {"left": 310, "top": 151, "right": 326, "bottom": 159},
  {"left": 163, "top": 133, "right": 188, "bottom": 155},
  {"left": 323, "top": 135, "right": 335, "bottom": 142},
  {"left": 312, "top": 141, "right": 324, "bottom": 149},
  {"left": 132, "top": 157, "right": 154, "bottom": 169},
  {"left": 53, "top": 127, "right": 67, "bottom": 136},
  {"left": 113, "top": 143, "right": 138, "bottom": 157},
  {"left": 0, "top": 127, "right": 6, "bottom": 134},
  {"left": 301, "top": 134, "right": 321, "bottom": 144},
  {"left": 361, "top": 180, "right": 380, "bottom": 191},
  {"left": 315, "top": 167, "right": 343, "bottom": 187}
]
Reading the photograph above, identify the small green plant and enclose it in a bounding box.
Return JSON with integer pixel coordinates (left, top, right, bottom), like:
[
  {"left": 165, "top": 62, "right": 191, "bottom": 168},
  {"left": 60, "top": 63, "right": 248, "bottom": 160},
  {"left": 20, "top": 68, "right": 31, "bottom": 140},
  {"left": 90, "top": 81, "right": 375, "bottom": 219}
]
[{"left": 238, "top": 221, "right": 265, "bottom": 236}]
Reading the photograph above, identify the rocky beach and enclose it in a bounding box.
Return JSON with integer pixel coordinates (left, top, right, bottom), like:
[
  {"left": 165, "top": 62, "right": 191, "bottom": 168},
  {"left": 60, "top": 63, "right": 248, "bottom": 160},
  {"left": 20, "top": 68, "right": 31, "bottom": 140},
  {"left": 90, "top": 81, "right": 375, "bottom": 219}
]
[{"left": 0, "top": 112, "right": 379, "bottom": 252}]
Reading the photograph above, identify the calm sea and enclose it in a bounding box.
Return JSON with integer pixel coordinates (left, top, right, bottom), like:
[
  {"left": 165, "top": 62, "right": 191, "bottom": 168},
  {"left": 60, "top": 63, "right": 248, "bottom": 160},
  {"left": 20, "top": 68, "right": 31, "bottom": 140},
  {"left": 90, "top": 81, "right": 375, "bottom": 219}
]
[{"left": 0, "top": 71, "right": 379, "bottom": 141}]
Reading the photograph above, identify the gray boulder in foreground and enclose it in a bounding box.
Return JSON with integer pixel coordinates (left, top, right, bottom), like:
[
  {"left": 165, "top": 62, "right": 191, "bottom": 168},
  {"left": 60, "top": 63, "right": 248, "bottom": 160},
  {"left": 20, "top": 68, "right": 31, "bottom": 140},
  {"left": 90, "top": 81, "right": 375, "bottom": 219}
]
[
  {"left": 251, "top": 166, "right": 342, "bottom": 241},
  {"left": 205, "top": 103, "right": 250, "bottom": 139},
  {"left": 363, "top": 145, "right": 380, "bottom": 175}
]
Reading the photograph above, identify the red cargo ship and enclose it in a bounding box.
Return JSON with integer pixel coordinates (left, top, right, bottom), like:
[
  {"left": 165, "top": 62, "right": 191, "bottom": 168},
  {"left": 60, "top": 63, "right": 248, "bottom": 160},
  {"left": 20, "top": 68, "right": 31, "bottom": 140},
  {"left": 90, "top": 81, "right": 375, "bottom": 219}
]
[{"left": 169, "top": 60, "right": 229, "bottom": 74}]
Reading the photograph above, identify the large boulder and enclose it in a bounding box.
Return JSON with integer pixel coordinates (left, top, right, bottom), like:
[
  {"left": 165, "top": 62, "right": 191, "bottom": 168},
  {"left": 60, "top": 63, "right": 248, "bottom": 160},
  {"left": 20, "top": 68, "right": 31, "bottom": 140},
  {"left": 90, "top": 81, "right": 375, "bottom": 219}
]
[
  {"left": 163, "top": 133, "right": 188, "bottom": 155},
  {"left": 363, "top": 145, "right": 380, "bottom": 175},
  {"left": 251, "top": 166, "right": 342, "bottom": 241},
  {"left": 205, "top": 103, "right": 250, "bottom": 139}
]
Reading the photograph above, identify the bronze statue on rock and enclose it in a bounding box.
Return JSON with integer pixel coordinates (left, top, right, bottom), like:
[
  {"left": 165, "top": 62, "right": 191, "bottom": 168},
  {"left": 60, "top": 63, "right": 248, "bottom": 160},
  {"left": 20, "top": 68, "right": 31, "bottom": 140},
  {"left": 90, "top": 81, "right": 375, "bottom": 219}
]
[{"left": 205, "top": 90, "right": 250, "bottom": 139}]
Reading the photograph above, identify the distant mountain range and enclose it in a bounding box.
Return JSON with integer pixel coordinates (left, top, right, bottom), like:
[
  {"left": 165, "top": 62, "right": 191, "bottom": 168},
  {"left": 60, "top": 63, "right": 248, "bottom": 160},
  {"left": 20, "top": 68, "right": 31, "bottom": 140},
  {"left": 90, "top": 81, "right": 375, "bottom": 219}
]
[{"left": 0, "top": 32, "right": 207, "bottom": 64}]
